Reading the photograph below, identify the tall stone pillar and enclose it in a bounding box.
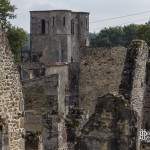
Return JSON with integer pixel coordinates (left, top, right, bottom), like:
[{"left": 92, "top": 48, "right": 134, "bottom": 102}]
[
  {"left": 0, "top": 30, "right": 25, "bottom": 150},
  {"left": 119, "top": 40, "right": 149, "bottom": 150}
]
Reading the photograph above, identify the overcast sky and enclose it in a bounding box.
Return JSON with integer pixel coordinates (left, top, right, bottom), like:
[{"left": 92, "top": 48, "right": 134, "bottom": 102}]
[{"left": 10, "top": 0, "right": 150, "bottom": 33}]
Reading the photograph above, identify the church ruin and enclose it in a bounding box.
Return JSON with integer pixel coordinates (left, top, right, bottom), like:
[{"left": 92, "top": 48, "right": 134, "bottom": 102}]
[{"left": 0, "top": 9, "right": 150, "bottom": 150}]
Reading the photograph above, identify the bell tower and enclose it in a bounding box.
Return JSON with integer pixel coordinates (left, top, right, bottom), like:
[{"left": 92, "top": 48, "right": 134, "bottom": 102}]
[{"left": 30, "top": 10, "right": 89, "bottom": 64}]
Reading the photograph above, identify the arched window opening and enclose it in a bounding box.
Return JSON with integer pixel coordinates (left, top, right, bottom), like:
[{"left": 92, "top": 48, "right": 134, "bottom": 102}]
[
  {"left": 63, "top": 17, "right": 66, "bottom": 26},
  {"left": 86, "top": 18, "right": 88, "bottom": 30},
  {"left": 71, "top": 19, "right": 74, "bottom": 35},
  {"left": 41, "top": 19, "right": 46, "bottom": 34},
  {"left": 52, "top": 17, "right": 55, "bottom": 27}
]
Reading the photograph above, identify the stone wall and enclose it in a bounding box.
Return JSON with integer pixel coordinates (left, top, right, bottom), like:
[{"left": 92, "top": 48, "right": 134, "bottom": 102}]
[
  {"left": 119, "top": 40, "right": 149, "bottom": 149},
  {"left": 0, "top": 30, "right": 24, "bottom": 149},
  {"left": 79, "top": 41, "right": 149, "bottom": 150},
  {"left": 143, "top": 61, "right": 150, "bottom": 129},
  {"left": 23, "top": 75, "right": 59, "bottom": 150},
  {"left": 75, "top": 94, "right": 137, "bottom": 150},
  {"left": 79, "top": 47, "right": 127, "bottom": 117},
  {"left": 142, "top": 56, "right": 150, "bottom": 150},
  {"left": 30, "top": 10, "right": 89, "bottom": 64},
  {"left": 119, "top": 40, "right": 148, "bottom": 118},
  {"left": 22, "top": 64, "right": 69, "bottom": 150}
]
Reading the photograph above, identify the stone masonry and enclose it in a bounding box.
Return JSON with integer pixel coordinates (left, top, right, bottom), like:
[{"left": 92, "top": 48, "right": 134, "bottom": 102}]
[
  {"left": 30, "top": 10, "right": 89, "bottom": 64},
  {"left": 75, "top": 94, "right": 137, "bottom": 150},
  {"left": 20, "top": 9, "right": 150, "bottom": 150},
  {"left": 0, "top": 30, "right": 24, "bottom": 150},
  {"left": 79, "top": 47, "right": 127, "bottom": 117},
  {"left": 78, "top": 41, "right": 149, "bottom": 150},
  {"left": 119, "top": 40, "right": 148, "bottom": 150},
  {"left": 20, "top": 10, "right": 89, "bottom": 149},
  {"left": 1, "top": 8, "right": 150, "bottom": 150}
]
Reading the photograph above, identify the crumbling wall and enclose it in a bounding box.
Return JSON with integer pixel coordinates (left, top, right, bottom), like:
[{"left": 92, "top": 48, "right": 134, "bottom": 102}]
[
  {"left": 142, "top": 54, "right": 150, "bottom": 150},
  {"left": 79, "top": 47, "right": 127, "bottom": 117},
  {"left": 46, "top": 65, "right": 69, "bottom": 150},
  {"left": 22, "top": 64, "right": 69, "bottom": 150},
  {"left": 119, "top": 40, "right": 148, "bottom": 118},
  {"left": 79, "top": 41, "right": 148, "bottom": 150},
  {"left": 0, "top": 30, "right": 24, "bottom": 149},
  {"left": 119, "top": 40, "right": 148, "bottom": 149},
  {"left": 143, "top": 62, "right": 150, "bottom": 129},
  {"left": 23, "top": 75, "right": 59, "bottom": 150},
  {"left": 75, "top": 94, "right": 137, "bottom": 150}
]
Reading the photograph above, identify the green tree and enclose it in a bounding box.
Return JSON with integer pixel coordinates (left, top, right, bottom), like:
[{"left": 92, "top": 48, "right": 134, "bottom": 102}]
[
  {"left": 90, "top": 27, "right": 124, "bottom": 47},
  {"left": 7, "top": 26, "right": 28, "bottom": 63},
  {"left": 123, "top": 24, "right": 138, "bottom": 46},
  {"left": 0, "top": 0, "right": 16, "bottom": 28},
  {"left": 0, "top": 0, "right": 28, "bottom": 62},
  {"left": 137, "top": 24, "right": 150, "bottom": 46},
  {"left": 90, "top": 23, "right": 150, "bottom": 47}
]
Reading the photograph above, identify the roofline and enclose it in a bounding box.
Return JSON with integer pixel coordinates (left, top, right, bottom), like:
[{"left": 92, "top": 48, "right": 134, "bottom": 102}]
[{"left": 30, "top": 10, "right": 89, "bottom": 14}]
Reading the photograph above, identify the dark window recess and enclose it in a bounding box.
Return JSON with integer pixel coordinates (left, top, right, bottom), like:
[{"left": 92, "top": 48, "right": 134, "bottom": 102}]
[
  {"left": 86, "top": 18, "right": 88, "bottom": 30},
  {"left": 62, "top": 49, "right": 64, "bottom": 62},
  {"left": 21, "top": 51, "right": 31, "bottom": 63},
  {"left": 71, "top": 20, "right": 74, "bottom": 35},
  {"left": 41, "top": 19, "right": 46, "bottom": 34},
  {"left": 33, "top": 68, "right": 45, "bottom": 77},
  {"left": 63, "top": 17, "right": 66, "bottom": 26},
  {"left": 21, "top": 70, "right": 30, "bottom": 80},
  {"left": 33, "top": 69, "right": 40, "bottom": 77},
  {"left": 52, "top": 17, "right": 55, "bottom": 27},
  {"left": 32, "top": 55, "right": 39, "bottom": 62},
  {"left": 41, "top": 68, "right": 45, "bottom": 76},
  {"left": 25, "top": 131, "right": 39, "bottom": 150}
]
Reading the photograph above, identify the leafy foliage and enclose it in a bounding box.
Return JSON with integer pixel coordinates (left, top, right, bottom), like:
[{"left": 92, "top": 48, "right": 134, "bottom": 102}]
[
  {"left": 90, "top": 23, "right": 150, "bottom": 47},
  {"left": 137, "top": 24, "right": 150, "bottom": 46},
  {"left": 7, "top": 26, "right": 28, "bottom": 63},
  {"left": 0, "top": 0, "right": 16, "bottom": 28},
  {"left": 0, "top": 0, "right": 28, "bottom": 62}
]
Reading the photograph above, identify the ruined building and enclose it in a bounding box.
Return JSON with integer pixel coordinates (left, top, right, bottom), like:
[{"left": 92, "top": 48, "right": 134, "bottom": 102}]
[
  {"left": 1, "top": 9, "right": 150, "bottom": 150},
  {"left": 21, "top": 10, "right": 90, "bottom": 150},
  {"left": 29, "top": 10, "right": 89, "bottom": 64},
  {"left": 0, "top": 30, "right": 24, "bottom": 149}
]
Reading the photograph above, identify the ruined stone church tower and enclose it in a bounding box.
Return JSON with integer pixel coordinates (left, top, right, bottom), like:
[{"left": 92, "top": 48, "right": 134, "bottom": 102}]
[
  {"left": 30, "top": 10, "right": 89, "bottom": 64},
  {"left": 21, "top": 10, "right": 90, "bottom": 150}
]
